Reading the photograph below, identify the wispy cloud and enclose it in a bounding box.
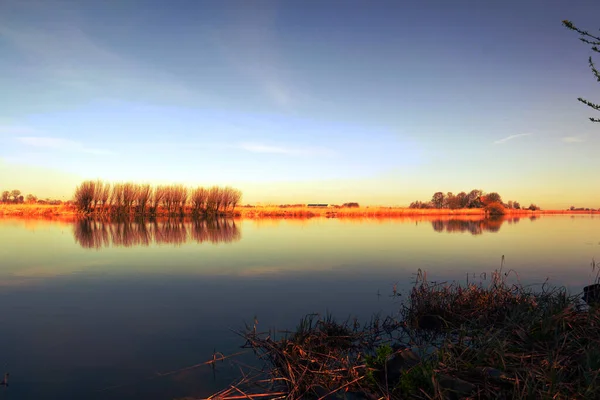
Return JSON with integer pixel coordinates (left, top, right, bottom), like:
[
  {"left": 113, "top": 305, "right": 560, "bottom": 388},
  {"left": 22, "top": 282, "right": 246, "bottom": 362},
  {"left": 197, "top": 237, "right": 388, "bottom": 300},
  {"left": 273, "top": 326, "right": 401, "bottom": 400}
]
[
  {"left": 0, "top": 2, "right": 198, "bottom": 102},
  {"left": 0, "top": 125, "right": 39, "bottom": 136},
  {"left": 562, "top": 136, "right": 585, "bottom": 143},
  {"left": 17, "top": 136, "right": 115, "bottom": 156},
  {"left": 238, "top": 142, "right": 334, "bottom": 156},
  {"left": 211, "top": 4, "right": 323, "bottom": 109},
  {"left": 213, "top": 27, "right": 292, "bottom": 108},
  {"left": 239, "top": 143, "right": 291, "bottom": 154},
  {"left": 493, "top": 133, "right": 532, "bottom": 144}
]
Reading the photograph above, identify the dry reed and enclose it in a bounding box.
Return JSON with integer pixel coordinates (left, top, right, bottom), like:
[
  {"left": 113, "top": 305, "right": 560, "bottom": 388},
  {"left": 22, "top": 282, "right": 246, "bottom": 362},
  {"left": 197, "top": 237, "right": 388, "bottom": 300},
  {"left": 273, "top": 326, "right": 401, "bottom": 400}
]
[
  {"left": 208, "top": 263, "right": 600, "bottom": 399},
  {"left": 236, "top": 205, "right": 591, "bottom": 219},
  {"left": 0, "top": 203, "right": 76, "bottom": 217}
]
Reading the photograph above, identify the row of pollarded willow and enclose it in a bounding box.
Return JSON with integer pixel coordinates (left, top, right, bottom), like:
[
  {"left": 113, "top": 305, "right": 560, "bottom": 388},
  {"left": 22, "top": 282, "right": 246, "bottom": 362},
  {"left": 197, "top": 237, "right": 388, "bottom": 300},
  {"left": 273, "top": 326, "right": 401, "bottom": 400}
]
[{"left": 73, "top": 180, "right": 242, "bottom": 216}]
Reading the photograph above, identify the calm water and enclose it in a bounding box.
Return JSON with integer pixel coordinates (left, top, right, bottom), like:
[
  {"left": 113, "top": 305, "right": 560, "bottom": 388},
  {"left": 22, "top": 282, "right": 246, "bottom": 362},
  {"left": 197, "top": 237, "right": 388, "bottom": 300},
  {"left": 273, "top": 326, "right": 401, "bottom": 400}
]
[{"left": 0, "top": 215, "right": 598, "bottom": 399}]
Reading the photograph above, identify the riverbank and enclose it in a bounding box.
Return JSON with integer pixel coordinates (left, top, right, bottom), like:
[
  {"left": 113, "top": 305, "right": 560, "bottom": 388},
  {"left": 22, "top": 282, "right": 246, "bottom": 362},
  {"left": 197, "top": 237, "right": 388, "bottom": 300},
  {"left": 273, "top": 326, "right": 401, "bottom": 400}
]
[
  {"left": 1, "top": 203, "right": 599, "bottom": 219},
  {"left": 0, "top": 204, "right": 77, "bottom": 217},
  {"left": 210, "top": 269, "right": 600, "bottom": 399},
  {"left": 236, "top": 205, "right": 585, "bottom": 218}
]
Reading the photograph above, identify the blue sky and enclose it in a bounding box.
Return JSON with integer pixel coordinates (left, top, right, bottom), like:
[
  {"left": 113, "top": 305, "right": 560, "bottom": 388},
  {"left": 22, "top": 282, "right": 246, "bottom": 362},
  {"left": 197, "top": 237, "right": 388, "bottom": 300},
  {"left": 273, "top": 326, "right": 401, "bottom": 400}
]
[{"left": 1, "top": 0, "right": 599, "bottom": 207}]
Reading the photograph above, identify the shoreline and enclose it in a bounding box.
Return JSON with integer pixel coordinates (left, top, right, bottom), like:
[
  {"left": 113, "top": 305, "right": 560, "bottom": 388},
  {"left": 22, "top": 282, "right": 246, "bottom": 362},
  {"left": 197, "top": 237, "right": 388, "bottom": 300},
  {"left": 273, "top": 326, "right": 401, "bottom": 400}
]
[
  {"left": 210, "top": 270, "right": 600, "bottom": 399},
  {"left": 0, "top": 204, "right": 599, "bottom": 219}
]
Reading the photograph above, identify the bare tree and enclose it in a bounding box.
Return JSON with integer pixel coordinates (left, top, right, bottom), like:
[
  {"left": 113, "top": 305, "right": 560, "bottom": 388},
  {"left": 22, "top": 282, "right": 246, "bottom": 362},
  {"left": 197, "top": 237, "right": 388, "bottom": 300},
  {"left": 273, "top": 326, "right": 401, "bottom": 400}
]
[
  {"left": 171, "top": 184, "right": 188, "bottom": 215},
  {"left": 456, "top": 192, "right": 468, "bottom": 208},
  {"left": 160, "top": 185, "right": 173, "bottom": 215},
  {"left": 100, "top": 183, "right": 111, "bottom": 213},
  {"left": 121, "top": 183, "right": 138, "bottom": 214},
  {"left": 484, "top": 192, "right": 503, "bottom": 205},
  {"left": 230, "top": 188, "right": 242, "bottom": 213},
  {"left": 92, "top": 180, "right": 104, "bottom": 212},
  {"left": 431, "top": 192, "right": 444, "bottom": 209},
  {"left": 191, "top": 187, "right": 208, "bottom": 215},
  {"left": 444, "top": 192, "right": 462, "bottom": 209},
  {"left": 215, "top": 187, "right": 224, "bottom": 213},
  {"left": 179, "top": 185, "right": 189, "bottom": 215},
  {"left": 10, "top": 189, "right": 21, "bottom": 203},
  {"left": 136, "top": 184, "right": 152, "bottom": 215},
  {"left": 152, "top": 186, "right": 166, "bottom": 215},
  {"left": 563, "top": 20, "right": 600, "bottom": 122},
  {"left": 72, "top": 180, "right": 242, "bottom": 217},
  {"left": 111, "top": 183, "right": 125, "bottom": 214},
  {"left": 206, "top": 186, "right": 220, "bottom": 214},
  {"left": 74, "top": 181, "right": 95, "bottom": 212},
  {"left": 466, "top": 189, "right": 483, "bottom": 208},
  {"left": 159, "top": 184, "right": 186, "bottom": 215},
  {"left": 221, "top": 187, "right": 233, "bottom": 212}
]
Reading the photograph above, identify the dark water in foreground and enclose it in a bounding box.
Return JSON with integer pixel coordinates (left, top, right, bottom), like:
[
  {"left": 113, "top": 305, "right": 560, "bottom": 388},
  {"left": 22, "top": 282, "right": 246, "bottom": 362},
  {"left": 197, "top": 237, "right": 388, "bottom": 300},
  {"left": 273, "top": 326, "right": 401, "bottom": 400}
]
[{"left": 0, "top": 215, "right": 598, "bottom": 399}]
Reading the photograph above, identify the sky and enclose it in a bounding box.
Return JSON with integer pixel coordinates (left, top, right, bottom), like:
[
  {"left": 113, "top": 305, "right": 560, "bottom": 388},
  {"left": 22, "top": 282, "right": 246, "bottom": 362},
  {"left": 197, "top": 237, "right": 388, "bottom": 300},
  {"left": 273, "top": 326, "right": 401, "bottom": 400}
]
[{"left": 1, "top": 0, "right": 599, "bottom": 208}]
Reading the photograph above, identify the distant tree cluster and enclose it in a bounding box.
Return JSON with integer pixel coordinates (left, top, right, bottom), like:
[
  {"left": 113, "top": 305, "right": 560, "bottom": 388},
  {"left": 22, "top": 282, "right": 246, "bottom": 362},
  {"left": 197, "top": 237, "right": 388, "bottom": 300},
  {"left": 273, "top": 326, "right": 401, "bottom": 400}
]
[
  {"left": 1, "top": 189, "right": 63, "bottom": 205},
  {"left": 569, "top": 206, "right": 598, "bottom": 212},
  {"left": 1, "top": 189, "right": 24, "bottom": 204},
  {"left": 73, "top": 180, "right": 242, "bottom": 216},
  {"left": 408, "top": 190, "right": 539, "bottom": 211}
]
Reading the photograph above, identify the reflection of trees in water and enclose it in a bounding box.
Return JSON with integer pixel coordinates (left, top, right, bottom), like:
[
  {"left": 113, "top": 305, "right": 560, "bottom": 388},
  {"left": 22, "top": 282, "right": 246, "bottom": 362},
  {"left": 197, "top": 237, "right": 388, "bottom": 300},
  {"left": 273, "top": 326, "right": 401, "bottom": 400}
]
[
  {"left": 151, "top": 219, "right": 188, "bottom": 246},
  {"left": 73, "top": 218, "right": 241, "bottom": 249},
  {"left": 431, "top": 217, "right": 507, "bottom": 235},
  {"left": 191, "top": 219, "right": 241, "bottom": 244},
  {"left": 73, "top": 219, "right": 111, "bottom": 249}
]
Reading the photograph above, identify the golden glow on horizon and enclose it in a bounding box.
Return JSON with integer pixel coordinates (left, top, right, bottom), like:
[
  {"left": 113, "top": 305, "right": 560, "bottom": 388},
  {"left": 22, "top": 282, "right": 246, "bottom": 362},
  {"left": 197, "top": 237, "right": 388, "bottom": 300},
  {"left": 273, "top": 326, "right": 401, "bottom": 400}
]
[{"left": 2, "top": 159, "right": 600, "bottom": 209}]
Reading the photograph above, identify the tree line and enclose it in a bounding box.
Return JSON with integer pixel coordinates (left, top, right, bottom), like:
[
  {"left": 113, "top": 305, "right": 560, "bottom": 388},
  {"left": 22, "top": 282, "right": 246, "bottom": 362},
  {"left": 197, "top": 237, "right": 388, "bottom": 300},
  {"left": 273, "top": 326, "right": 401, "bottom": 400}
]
[
  {"left": 408, "top": 190, "right": 540, "bottom": 211},
  {"left": 73, "top": 180, "right": 242, "bottom": 216},
  {"left": 1, "top": 189, "right": 25, "bottom": 204},
  {"left": 1, "top": 189, "right": 64, "bottom": 205}
]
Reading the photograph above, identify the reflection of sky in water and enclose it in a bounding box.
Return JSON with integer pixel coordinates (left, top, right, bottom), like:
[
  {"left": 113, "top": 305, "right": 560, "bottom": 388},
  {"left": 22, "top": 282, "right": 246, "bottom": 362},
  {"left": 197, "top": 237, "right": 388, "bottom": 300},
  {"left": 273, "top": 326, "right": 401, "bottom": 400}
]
[{"left": 0, "top": 215, "right": 598, "bottom": 399}]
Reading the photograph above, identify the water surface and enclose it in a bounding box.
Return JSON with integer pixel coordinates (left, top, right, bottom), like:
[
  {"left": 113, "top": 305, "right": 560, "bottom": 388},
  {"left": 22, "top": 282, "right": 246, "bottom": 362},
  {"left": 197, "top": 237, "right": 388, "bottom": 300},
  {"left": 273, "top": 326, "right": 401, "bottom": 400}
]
[{"left": 0, "top": 215, "right": 598, "bottom": 399}]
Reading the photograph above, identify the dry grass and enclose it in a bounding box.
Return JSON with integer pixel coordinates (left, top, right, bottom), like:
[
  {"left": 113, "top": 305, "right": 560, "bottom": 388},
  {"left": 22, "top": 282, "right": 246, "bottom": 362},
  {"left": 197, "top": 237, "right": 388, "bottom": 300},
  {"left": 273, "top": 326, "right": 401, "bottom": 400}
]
[
  {"left": 208, "top": 265, "right": 600, "bottom": 399},
  {"left": 0, "top": 203, "right": 77, "bottom": 217},
  {"left": 532, "top": 209, "right": 600, "bottom": 214},
  {"left": 208, "top": 314, "right": 405, "bottom": 400},
  {"left": 237, "top": 205, "right": 597, "bottom": 219},
  {"left": 238, "top": 206, "right": 486, "bottom": 219},
  {"left": 1, "top": 204, "right": 598, "bottom": 221},
  {"left": 402, "top": 268, "right": 600, "bottom": 399}
]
